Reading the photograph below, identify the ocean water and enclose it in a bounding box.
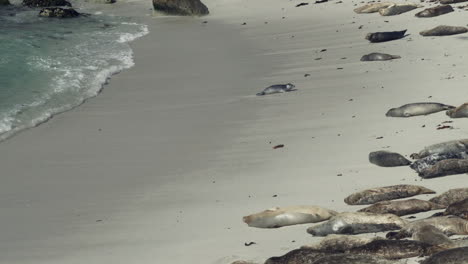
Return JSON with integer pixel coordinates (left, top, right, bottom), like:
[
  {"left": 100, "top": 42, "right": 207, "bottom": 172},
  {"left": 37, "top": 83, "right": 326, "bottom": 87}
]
[{"left": 0, "top": 5, "right": 148, "bottom": 140}]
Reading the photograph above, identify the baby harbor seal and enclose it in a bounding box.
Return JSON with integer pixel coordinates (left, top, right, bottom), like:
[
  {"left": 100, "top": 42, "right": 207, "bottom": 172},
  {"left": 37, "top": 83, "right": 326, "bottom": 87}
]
[
  {"left": 415, "top": 5, "right": 454, "bottom": 17},
  {"left": 256, "top": 83, "right": 295, "bottom": 96},
  {"left": 369, "top": 151, "right": 411, "bottom": 167},
  {"left": 420, "top": 25, "right": 468, "bottom": 36},
  {"left": 385, "top": 102, "right": 455, "bottom": 117},
  {"left": 358, "top": 199, "right": 445, "bottom": 216},
  {"left": 420, "top": 247, "right": 468, "bottom": 264},
  {"left": 412, "top": 139, "right": 468, "bottom": 159},
  {"left": 242, "top": 205, "right": 337, "bottom": 228},
  {"left": 430, "top": 188, "right": 468, "bottom": 206},
  {"left": 360, "top": 53, "right": 401, "bottom": 61},
  {"left": 447, "top": 103, "right": 468, "bottom": 118},
  {"left": 366, "top": 30, "right": 407, "bottom": 43},
  {"left": 344, "top": 185, "right": 435, "bottom": 205},
  {"left": 418, "top": 159, "right": 468, "bottom": 178},
  {"left": 307, "top": 212, "right": 407, "bottom": 236}
]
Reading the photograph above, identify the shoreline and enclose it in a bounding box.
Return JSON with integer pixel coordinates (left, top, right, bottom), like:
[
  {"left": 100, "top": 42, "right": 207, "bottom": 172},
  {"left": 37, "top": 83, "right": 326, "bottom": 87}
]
[{"left": 1, "top": 0, "right": 468, "bottom": 263}]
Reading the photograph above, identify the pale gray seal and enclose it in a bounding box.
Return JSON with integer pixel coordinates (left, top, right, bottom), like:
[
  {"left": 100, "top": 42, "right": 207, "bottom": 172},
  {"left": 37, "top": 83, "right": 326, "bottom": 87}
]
[
  {"left": 242, "top": 205, "right": 337, "bottom": 228},
  {"left": 410, "top": 151, "right": 468, "bottom": 173},
  {"left": 360, "top": 53, "right": 401, "bottom": 61},
  {"left": 420, "top": 25, "right": 468, "bottom": 36},
  {"left": 378, "top": 3, "right": 421, "bottom": 16},
  {"left": 256, "top": 83, "right": 295, "bottom": 96},
  {"left": 366, "top": 30, "right": 407, "bottom": 43},
  {"left": 347, "top": 239, "right": 443, "bottom": 259},
  {"left": 411, "top": 139, "right": 468, "bottom": 159},
  {"left": 358, "top": 199, "right": 445, "bottom": 216},
  {"left": 302, "top": 235, "right": 384, "bottom": 252},
  {"left": 447, "top": 103, "right": 468, "bottom": 118},
  {"left": 430, "top": 188, "right": 468, "bottom": 206},
  {"left": 369, "top": 151, "right": 411, "bottom": 167},
  {"left": 420, "top": 247, "right": 468, "bottom": 264},
  {"left": 418, "top": 159, "right": 468, "bottom": 178},
  {"left": 385, "top": 102, "right": 455, "bottom": 117},
  {"left": 344, "top": 185, "right": 435, "bottom": 205},
  {"left": 307, "top": 212, "right": 408, "bottom": 236},
  {"left": 415, "top": 5, "right": 454, "bottom": 17},
  {"left": 387, "top": 215, "right": 468, "bottom": 239},
  {"left": 354, "top": 2, "right": 394, "bottom": 13}
]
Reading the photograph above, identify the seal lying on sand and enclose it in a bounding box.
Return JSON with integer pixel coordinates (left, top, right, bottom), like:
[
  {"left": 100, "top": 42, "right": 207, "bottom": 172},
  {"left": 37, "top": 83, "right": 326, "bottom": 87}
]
[
  {"left": 415, "top": 5, "right": 454, "bottom": 17},
  {"left": 354, "top": 2, "right": 394, "bottom": 13},
  {"left": 420, "top": 247, "right": 468, "bottom": 264},
  {"left": 411, "top": 139, "right": 468, "bottom": 159},
  {"left": 410, "top": 151, "right": 468, "bottom": 173},
  {"left": 347, "top": 239, "right": 443, "bottom": 259},
  {"left": 360, "top": 53, "right": 401, "bottom": 61},
  {"left": 418, "top": 159, "right": 468, "bottom": 178},
  {"left": 344, "top": 185, "right": 435, "bottom": 205},
  {"left": 302, "top": 235, "right": 384, "bottom": 252},
  {"left": 385, "top": 103, "right": 455, "bottom": 117},
  {"left": 369, "top": 151, "right": 411, "bottom": 167},
  {"left": 242, "top": 205, "right": 337, "bottom": 228},
  {"left": 307, "top": 212, "right": 407, "bottom": 236},
  {"left": 442, "top": 198, "right": 468, "bottom": 219},
  {"left": 430, "top": 188, "right": 468, "bottom": 206},
  {"left": 366, "top": 30, "right": 407, "bottom": 43},
  {"left": 378, "top": 3, "right": 421, "bottom": 16},
  {"left": 420, "top": 25, "right": 468, "bottom": 36},
  {"left": 387, "top": 215, "right": 468, "bottom": 239},
  {"left": 447, "top": 103, "right": 468, "bottom": 118},
  {"left": 358, "top": 199, "right": 445, "bottom": 216},
  {"left": 256, "top": 83, "right": 295, "bottom": 96},
  {"left": 412, "top": 224, "right": 456, "bottom": 246}
]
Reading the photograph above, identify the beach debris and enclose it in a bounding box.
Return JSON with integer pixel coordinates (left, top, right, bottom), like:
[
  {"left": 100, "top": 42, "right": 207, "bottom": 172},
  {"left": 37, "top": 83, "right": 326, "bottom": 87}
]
[
  {"left": 243, "top": 205, "right": 337, "bottom": 228},
  {"left": 296, "top": 2, "right": 308, "bottom": 7},
  {"left": 273, "top": 144, "right": 284, "bottom": 149},
  {"left": 244, "top": 242, "right": 256, "bottom": 246},
  {"left": 420, "top": 247, "right": 468, "bottom": 264},
  {"left": 304, "top": 73, "right": 311, "bottom": 77},
  {"left": 39, "top": 7, "right": 80, "bottom": 18},
  {"left": 415, "top": 5, "right": 454, "bottom": 17},
  {"left": 447, "top": 103, "right": 468, "bottom": 118},
  {"left": 366, "top": 30, "right": 407, "bottom": 43},
  {"left": 344, "top": 185, "right": 435, "bottom": 205},
  {"left": 360, "top": 52, "right": 401, "bottom": 61},
  {"left": 354, "top": 2, "right": 394, "bottom": 13},
  {"left": 420, "top": 25, "right": 468, "bottom": 36},
  {"left": 429, "top": 188, "right": 468, "bottom": 206},
  {"left": 418, "top": 159, "right": 468, "bottom": 178},
  {"left": 378, "top": 3, "right": 422, "bottom": 16},
  {"left": 307, "top": 212, "right": 407, "bottom": 236},
  {"left": 315, "top": 0, "right": 328, "bottom": 3},
  {"left": 436, "top": 125, "right": 453, "bottom": 130},
  {"left": 302, "top": 234, "right": 384, "bottom": 252},
  {"left": 410, "top": 151, "right": 468, "bottom": 173},
  {"left": 369, "top": 151, "right": 411, "bottom": 167},
  {"left": 256, "top": 83, "right": 295, "bottom": 96},
  {"left": 410, "top": 139, "right": 468, "bottom": 159},
  {"left": 358, "top": 199, "right": 445, "bottom": 216},
  {"left": 152, "top": 0, "right": 209, "bottom": 16},
  {"left": 347, "top": 239, "right": 443, "bottom": 259},
  {"left": 385, "top": 102, "right": 455, "bottom": 117}
]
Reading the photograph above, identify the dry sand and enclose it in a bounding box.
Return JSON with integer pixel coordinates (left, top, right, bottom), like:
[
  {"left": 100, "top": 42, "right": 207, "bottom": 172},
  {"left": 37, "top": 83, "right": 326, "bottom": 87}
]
[{"left": 1, "top": 0, "right": 468, "bottom": 263}]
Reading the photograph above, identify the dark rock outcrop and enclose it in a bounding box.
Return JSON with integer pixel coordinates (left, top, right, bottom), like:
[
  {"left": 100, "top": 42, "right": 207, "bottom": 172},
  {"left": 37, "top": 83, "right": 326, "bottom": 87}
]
[
  {"left": 39, "top": 7, "right": 79, "bottom": 18},
  {"left": 152, "top": 0, "right": 209, "bottom": 16},
  {"left": 23, "top": 0, "right": 71, "bottom": 7}
]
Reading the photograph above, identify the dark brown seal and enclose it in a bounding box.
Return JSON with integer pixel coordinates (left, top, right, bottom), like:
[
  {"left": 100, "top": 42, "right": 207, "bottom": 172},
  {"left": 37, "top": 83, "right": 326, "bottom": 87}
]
[
  {"left": 430, "top": 188, "right": 468, "bottom": 206},
  {"left": 418, "top": 159, "right": 468, "bottom": 178},
  {"left": 420, "top": 247, "right": 468, "bottom": 264},
  {"left": 420, "top": 25, "right": 468, "bottom": 36},
  {"left": 369, "top": 151, "right": 411, "bottom": 167},
  {"left": 347, "top": 239, "right": 443, "bottom": 259},
  {"left": 366, "top": 30, "right": 407, "bottom": 43},
  {"left": 415, "top": 5, "right": 454, "bottom": 17},
  {"left": 443, "top": 198, "right": 468, "bottom": 219},
  {"left": 264, "top": 248, "right": 329, "bottom": 264},
  {"left": 358, "top": 199, "right": 445, "bottom": 216},
  {"left": 344, "top": 185, "right": 435, "bottom": 205}
]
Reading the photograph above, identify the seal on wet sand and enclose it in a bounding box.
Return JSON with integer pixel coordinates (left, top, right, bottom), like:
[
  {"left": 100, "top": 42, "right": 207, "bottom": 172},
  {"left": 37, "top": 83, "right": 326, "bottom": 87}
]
[
  {"left": 347, "top": 239, "right": 443, "bottom": 259},
  {"left": 415, "top": 5, "right": 454, "bottom": 17},
  {"left": 447, "top": 103, "right": 468, "bottom": 118},
  {"left": 378, "top": 3, "right": 421, "bottom": 16},
  {"left": 366, "top": 30, "right": 407, "bottom": 43},
  {"left": 360, "top": 53, "right": 401, "bottom": 61},
  {"left": 302, "top": 234, "right": 384, "bottom": 252},
  {"left": 420, "top": 247, "right": 468, "bottom": 264},
  {"left": 369, "top": 151, "right": 411, "bottom": 167},
  {"left": 418, "top": 159, "right": 468, "bottom": 178},
  {"left": 344, "top": 185, "right": 435, "bottom": 205},
  {"left": 420, "top": 25, "right": 468, "bottom": 36},
  {"left": 429, "top": 188, "right": 468, "bottom": 206},
  {"left": 410, "top": 151, "right": 468, "bottom": 173},
  {"left": 358, "top": 199, "right": 445, "bottom": 216},
  {"left": 354, "top": 2, "right": 394, "bottom": 13},
  {"left": 387, "top": 215, "right": 468, "bottom": 239},
  {"left": 307, "top": 212, "right": 408, "bottom": 236},
  {"left": 411, "top": 139, "right": 468, "bottom": 159},
  {"left": 242, "top": 205, "right": 337, "bottom": 228},
  {"left": 256, "top": 83, "right": 295, "bottom": 96},
  {"left": 385, "top": 102, "right": 455, "bottom": 117}
]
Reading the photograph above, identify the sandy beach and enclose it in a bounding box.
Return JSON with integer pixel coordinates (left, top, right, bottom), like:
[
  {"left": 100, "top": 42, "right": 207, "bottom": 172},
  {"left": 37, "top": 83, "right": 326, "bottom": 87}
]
[{"left": 1, "top": 0, "right": 468, "bottom": 263}]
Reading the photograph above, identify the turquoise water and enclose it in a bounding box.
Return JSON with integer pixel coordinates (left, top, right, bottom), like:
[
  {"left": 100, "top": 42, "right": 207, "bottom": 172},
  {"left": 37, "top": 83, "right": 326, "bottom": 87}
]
[{"left": 0, "top": 6, "right": 148, "bottom": 140}]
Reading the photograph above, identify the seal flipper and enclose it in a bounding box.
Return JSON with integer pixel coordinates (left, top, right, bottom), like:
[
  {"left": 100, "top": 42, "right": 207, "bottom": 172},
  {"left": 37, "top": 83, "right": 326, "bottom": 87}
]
[{"left": 256, "top": 92, "right": 265, "bottom": 96}]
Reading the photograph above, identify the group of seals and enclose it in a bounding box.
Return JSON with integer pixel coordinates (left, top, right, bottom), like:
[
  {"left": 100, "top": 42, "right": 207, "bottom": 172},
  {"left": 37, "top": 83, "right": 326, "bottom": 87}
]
[
  {"left": 385, "top": 102, "right": 455, "bottom": 117},
  {"left": 256, "top": 83, "right": 295, "bottom": 96},
  {"left": 410, "top": 151, "right": 468, "bottom": 174}
]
